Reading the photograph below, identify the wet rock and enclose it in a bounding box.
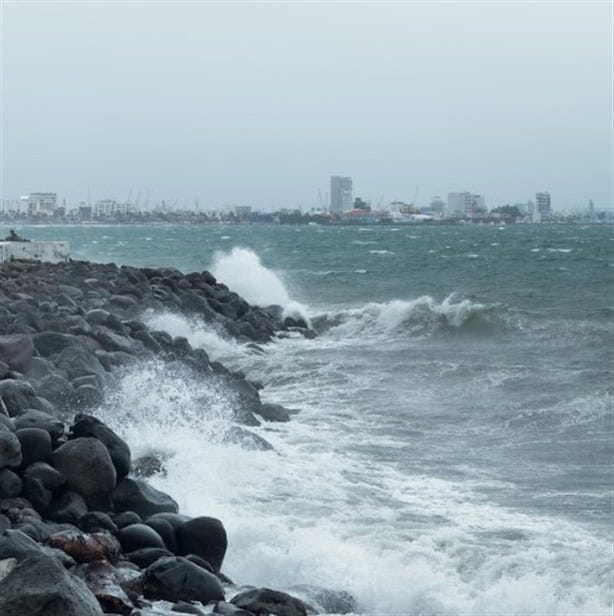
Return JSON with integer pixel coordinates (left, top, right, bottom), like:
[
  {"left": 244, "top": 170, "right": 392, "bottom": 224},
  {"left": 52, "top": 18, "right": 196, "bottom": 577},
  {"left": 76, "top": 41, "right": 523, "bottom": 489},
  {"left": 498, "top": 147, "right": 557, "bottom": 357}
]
[
  {"left": 52, "top": 437, "right": 117, "bottom": 501},
  {"left": 71, "top": 414, "right": 131, "bottom": 479},
  {"left": 133, "top": 454, "right": 167, "bottom": 478},
  {"left": 0, "top": 424, "right": 22, "bottom": 468},
  {"left": 35, "top": 373, "right": 75, "bottom": 409},
  {"left": 80, "top": 511, "right": 118, "bottom": 533},
  {"left": 48, "top": 530, "right": 122, "bottom": 563},
  {"left": 0, "top": 529, "right": 43, "bottom": 561},
  {"left": 32, "top": 331, "right": 82, "bottom": 357},
  {"left": 290, "top": 585, "right": 358, "bottom": 614},
  {"left": 230, "top": 588, "right": 310, "bottom": 616},
  {"left": 143, "top": 555, "right": 225, "bottom": 604},
  {"left": 177, "top": 516, "right": 227, "bottom": 572},
  {"left": 213, "top": 601, "right": 256, "bottom": 616},
  {"left": 0, "top": 414, "right": 15, "bottom": 432},
  {"left": 16, "top": 427, "right": 52, "bottom": 466},
  {"left": 21, "top": 475, "right": 53, "bottom": 513},
  {"left": 54, "top": 345, "right": 107, "bottom": 380},
  {"left": 257, "top": 403, "right": 292, "bottom": 422},
  {"left": 113, "top": 510, "right": 142, "bottom": 528},
  {"left": 118, "top": 523, "right": 166, "bottom": 552},
  {"left": 146, "top": 516, "right": 177, "bottom": 552},
  {"left": 0, "top": 468, "right": 22, "bottom": 498},
  {"left": 14, "top": 409, "right": 64, "bottom": 442},
  {"left": 128, "top": 546, "right": 174, "bottom": 568},
  {"left": 73, "top": 384, "right": 105, "bottom": 409},
  {"left": 73, "top": 560, "right": 135, "bottom": 615},
  {"left": 0, "top": 552, "right": 104, "bottom": 615},
  {"left": 222, "top": 426, "right": 274, "bottom": 451},
  {"left": 0, "top": 379, "right": 40, "bottom": 416},
  {"left": 112, "top": 477, "right": 178, "bottom": 518},
  {"left": 48, "top": 490, "right": 89, "bottom": 525},
  {"left": 0, "top": 334, "right": 34, "bottom": 371},
  {"left": 0, "top": 514, "right": 10, "bottom": 532}
]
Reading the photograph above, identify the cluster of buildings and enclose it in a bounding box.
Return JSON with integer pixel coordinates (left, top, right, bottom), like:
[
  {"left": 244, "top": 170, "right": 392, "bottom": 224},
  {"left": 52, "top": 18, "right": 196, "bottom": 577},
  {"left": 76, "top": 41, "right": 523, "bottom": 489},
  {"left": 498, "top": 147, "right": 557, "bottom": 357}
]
[
  {"left": 326, "top": 175, "right": 558, "bottom": 223},
  {"left": 1, "top": 185, "right": 610, "bottom": 225}
]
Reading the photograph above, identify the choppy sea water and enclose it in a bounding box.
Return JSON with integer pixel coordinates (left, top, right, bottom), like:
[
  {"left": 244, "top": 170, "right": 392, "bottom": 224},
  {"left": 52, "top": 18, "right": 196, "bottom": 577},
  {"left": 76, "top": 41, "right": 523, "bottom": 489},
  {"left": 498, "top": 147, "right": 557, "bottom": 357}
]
[{"left": 14, "top": 223, "right": 614, "bottom": 615}]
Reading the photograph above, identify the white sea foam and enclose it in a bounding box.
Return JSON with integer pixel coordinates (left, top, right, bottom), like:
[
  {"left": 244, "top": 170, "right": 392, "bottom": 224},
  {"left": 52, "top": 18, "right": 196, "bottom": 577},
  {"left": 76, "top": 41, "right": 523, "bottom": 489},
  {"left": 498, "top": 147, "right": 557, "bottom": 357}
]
[
  {"left": 96, "top": 358, "right": 613, "bottom": 616},
  {"left": 210, "top": 247, "right": 310, "bottom": 324}
]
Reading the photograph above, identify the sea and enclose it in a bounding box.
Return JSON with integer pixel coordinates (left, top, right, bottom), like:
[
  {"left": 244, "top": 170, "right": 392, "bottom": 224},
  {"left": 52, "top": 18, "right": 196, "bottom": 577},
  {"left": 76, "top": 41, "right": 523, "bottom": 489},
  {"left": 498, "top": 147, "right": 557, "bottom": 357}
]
[{"left": 13, "top": 222, "right": 614, "bottom": 615}]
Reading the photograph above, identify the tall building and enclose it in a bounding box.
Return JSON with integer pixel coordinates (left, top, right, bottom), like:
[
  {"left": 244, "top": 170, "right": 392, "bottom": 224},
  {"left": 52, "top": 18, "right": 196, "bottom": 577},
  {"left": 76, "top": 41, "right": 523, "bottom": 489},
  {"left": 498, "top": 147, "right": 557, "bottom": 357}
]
[
  {"left": 20, "top": 193, "right": 57, "bottom": 216},
  {"left": 536, "top": 192, "right": 551, "bottom": 221},
  {"left": 447, "top": 192, "right": 472, "bottom": 216},
  {"left": 330, "top": 176, "right": 353, "bottom": 213}
]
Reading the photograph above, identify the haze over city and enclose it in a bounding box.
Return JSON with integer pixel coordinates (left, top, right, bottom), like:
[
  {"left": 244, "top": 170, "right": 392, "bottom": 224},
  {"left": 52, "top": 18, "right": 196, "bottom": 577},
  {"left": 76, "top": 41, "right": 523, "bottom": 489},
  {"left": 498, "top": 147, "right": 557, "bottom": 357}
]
[{"left": 1, "top": 1, "right": 612, "bottom": 211}]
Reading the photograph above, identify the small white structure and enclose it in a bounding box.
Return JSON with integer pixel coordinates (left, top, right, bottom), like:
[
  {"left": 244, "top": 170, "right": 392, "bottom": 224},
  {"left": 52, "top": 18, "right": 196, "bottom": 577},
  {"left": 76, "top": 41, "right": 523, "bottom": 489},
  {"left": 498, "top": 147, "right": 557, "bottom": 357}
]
[{"left": 0, "top": 241, "right": 70, "bottom": 263}]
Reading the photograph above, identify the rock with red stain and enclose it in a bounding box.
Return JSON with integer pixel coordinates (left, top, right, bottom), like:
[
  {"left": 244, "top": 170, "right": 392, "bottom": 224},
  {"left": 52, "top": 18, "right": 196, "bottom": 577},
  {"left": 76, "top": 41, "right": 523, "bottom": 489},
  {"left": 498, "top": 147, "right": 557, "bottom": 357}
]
[{"left": 47, "top": 530, "right": 121, "bottom": 563}]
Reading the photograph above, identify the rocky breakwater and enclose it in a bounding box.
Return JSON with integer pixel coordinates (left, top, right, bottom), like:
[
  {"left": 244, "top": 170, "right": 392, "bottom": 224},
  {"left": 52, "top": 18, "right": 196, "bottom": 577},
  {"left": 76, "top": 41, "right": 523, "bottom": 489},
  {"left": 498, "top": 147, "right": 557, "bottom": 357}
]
[{"left": 0, "top": 259, "right": 352, "bottom": 616}]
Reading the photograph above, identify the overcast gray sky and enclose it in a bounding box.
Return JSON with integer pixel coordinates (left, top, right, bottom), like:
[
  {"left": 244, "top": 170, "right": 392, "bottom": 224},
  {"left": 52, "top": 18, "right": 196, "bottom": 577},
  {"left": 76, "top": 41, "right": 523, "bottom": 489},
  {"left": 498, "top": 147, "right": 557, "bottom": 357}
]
[{"left": 1, "top": 1, "right": 612, "bottom": 210}]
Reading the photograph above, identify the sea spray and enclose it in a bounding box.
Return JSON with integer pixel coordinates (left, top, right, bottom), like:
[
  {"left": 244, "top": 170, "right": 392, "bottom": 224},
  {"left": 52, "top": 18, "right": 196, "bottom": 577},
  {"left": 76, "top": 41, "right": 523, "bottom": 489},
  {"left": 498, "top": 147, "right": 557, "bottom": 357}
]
[{"left": 211, "top": 246, "right": 311, "bottom": 325}]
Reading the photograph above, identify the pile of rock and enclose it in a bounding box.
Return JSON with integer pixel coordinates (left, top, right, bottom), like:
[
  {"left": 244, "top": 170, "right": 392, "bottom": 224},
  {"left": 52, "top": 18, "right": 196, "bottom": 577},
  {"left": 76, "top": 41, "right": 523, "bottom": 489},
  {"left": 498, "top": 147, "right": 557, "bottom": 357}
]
[
  {"left": 0, "top": 412, "right": 315, "bottom": 615},
  {"left": 0, "top": 260, "right": 355, "bottom": 615}
]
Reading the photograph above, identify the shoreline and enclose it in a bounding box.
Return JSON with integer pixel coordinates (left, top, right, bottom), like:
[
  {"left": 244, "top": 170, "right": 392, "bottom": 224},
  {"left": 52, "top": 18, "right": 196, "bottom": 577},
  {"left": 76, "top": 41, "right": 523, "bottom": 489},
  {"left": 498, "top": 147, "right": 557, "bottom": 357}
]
[{"left": 0, "top": 258, "right": 347, "bottom": 616}]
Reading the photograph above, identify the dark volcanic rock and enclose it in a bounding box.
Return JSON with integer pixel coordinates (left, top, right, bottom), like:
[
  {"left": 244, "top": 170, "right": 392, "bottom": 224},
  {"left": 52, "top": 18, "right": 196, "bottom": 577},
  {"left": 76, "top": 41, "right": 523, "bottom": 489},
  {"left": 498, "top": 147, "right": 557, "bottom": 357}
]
[
  {"left": 113, "top": 510, "right": 142, "bottom": 528},
  {"left": 143, "top": 555, "right": 225, "bottom": 604},
  {"left": 0, "top": 528, "right": 43, "bottom": 561},
  {"left": 222, "top": 426, "right": 274, "bottom": 451},
  {"left": 257, "top": 403, "right": 292, "bottom": 422},
  {"left": 52, "top": 437, "right": 117, "bottom": 500},
  {"left": 16, "top": 427, "right": 52, "bottom": 466},
  {"left": 54, "top": 345, "right": 107, "bottom": 380},
  {"left": 0, "top": 424, "right": 22, "bottom": 468},
  {"left": 32, "top": 331, "right": 83, "bottom": 357},
  {"left": 112, "top": 477, "right": 178, "bottom": 518},
  {"left": 71, "top": 414, "right": 131, "bottom": 479},
  {"left": 117, "top": 523, "right": 166, "bottom": 552},
  {"left": 145, "top": 516, "right": 177, "bottom": 552},
  {"left": 0, "top": 379, "right": 40, "bottom": 416},
  {"left": 0, "top": 468, "right": 22, "bottom": 498},
  {"left": 35, "top": 373, "right": 75, "bottom": 409},
  {"left": 0, "top": 334, "right": 34, "bottom": 371},
  {"left": 14, "top": 409, "right": 64, "bottom": 442},
  {"left": 230, "top": 588, "right": 309, "bottom": 616},
  {"left": 48, "top": 490, "right": 89, "bottom": 525},
  {"left": 128, "top": 546, "right": 174, "bottom": 568},
  {"left": 0, "top": 552, "right": 104, "bottom": 615},
  {"left": 79, "top": 511, "right": 118, "bottom": 533},
  {"left": 176, "top": 516, "right": 227, "bottom": 572}
]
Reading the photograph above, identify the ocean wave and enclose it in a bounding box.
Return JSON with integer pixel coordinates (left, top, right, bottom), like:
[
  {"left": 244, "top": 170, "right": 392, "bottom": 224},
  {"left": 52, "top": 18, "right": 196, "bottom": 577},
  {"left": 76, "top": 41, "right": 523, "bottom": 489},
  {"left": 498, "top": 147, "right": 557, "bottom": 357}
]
[{"left": 311, "top": 295, "right": 515, "bottom": 339}]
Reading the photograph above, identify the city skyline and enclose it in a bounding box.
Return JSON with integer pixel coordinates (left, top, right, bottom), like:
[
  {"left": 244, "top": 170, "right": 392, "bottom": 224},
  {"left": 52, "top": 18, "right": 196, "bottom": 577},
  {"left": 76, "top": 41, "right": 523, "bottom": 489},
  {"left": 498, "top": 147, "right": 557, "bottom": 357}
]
[{"left": 1, "top": 3, "right": 612, "bottom": 210}]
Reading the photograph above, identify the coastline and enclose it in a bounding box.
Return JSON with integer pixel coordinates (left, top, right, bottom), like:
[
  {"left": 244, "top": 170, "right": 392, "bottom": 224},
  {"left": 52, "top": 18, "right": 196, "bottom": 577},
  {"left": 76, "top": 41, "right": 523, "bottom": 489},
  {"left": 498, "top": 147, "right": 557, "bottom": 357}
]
[{"left": 0, "top": 257, "right": 343, "bottom": 616}]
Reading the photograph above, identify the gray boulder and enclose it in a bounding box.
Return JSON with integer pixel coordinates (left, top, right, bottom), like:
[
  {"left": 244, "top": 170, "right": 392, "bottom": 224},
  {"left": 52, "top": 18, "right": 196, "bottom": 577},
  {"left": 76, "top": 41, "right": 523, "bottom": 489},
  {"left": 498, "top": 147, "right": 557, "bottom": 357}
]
[
  {"left": 112, "top": 477, "right": 178, "bottom": 518},
  {"left": 230, "top": 588, "right": 309, "bottom": 616},
  {"left": 52, "top": 437, "right": 117, "bottom": 500},
  {"left": 0, "top": 552, "right": 103, "bottom": 615},
  {"left": 143, "top": 555, "right": 225, "bottom": 604},
  {"left": 0, "top": 424, "right": 22, "bottom": 468},
  {"left": 0, "top": 334, "right": 34, "bottom": 371}
]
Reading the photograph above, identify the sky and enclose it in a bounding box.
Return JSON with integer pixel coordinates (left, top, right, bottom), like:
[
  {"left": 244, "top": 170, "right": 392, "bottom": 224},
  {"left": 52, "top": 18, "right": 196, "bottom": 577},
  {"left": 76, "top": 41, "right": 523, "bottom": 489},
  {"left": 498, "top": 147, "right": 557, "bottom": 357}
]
[{"left": 1, "top": 1, "right": 612, "bottom": 211}]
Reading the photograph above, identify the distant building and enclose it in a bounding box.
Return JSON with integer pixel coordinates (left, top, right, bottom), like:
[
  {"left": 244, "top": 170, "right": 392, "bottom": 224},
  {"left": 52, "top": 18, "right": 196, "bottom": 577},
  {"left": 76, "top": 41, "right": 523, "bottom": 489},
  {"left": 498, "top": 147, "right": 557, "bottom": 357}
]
[
  {"left": 330, "top": 176, "right": 353, "bottom": 213},
  {"left": 234, "top": 206, "right": 252, "bottom": 219},
  {"left": 20, "top": 193, "right": 57, "bottom": 216},
  {"left": 78, "top": 206, "right": 93, "bottom": 220},
  {"left": 447, "top": 192, "right": 472, "bottom": 217},
  {"left": 429, "top": 197, "right": 446, "bottom": 214},
  {"left": 536, "top": 192, "right": 551, "bottom": 221}
]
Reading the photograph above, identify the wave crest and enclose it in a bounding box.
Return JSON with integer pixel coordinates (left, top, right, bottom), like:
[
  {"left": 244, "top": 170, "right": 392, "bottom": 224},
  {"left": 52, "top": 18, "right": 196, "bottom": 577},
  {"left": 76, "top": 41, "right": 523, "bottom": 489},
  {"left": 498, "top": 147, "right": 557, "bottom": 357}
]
[{"left": 312, "top": 296, "right": 514, "bottom": 338}]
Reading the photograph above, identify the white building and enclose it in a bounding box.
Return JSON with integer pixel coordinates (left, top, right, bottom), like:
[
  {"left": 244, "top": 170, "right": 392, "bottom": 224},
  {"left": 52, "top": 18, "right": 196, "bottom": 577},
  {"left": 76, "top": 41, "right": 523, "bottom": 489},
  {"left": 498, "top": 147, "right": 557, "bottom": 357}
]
[
  {"left": 330, "top": 176, "right": 353, "bottom": 213},
  {"left": 20, "top": 193, "right": 57, "bottom": 216},
  {"left": 536, "top": 192, "right": 552, "bottom": 222},
  {"left": 447, "top": 192, "right": 472, "bottom": 217}
]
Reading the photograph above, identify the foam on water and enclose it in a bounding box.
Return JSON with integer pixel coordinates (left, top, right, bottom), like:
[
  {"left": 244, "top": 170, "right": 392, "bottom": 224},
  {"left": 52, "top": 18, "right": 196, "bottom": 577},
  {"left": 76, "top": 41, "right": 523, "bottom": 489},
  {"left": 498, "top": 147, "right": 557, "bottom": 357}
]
[
  {"left": 96, "top": 357, "right": 613, "bottom": 616},
  {"left": 144, "top": 311, "right": 245, "bottom": 362},
  {"left": 312, "top": 295, "right": 512, "bottom": 339}
]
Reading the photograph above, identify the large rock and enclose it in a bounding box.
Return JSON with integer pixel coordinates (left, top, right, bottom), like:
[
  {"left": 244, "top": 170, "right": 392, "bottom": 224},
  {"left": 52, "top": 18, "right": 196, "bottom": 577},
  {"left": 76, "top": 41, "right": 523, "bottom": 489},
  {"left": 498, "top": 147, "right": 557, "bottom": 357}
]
[
  {"left": 257, "top": 403, "right": 292, "bottom": 422},
  {"left": 0, "top": 424, "right": 22, "bottom": 468},
  {"left": 52, "top": 438, "right": 117, "bottom": 500},
  {"left": 0, "top": 379, "right": 40, "bottom": 416},
  {"left": 143, "top": 555, "right": 225, "bottom": 604},
  {"left": 0, "top": 334, "right": 34, "bottom": 371},
  {"left": 35, "top": 373, "right": 75, "bottom": 409},
  {"left": 32, "top": 331, "right": 82, "bottom": 357},
  {"left": 48, "top": 490, "right": 88, "bottom": 525},
  {"left": 0, "top": 529, "right": 43, "bottom": 561},
  {"left": 112, "top": 477, "right": 178, "bottom": 518},
  {"left": 230, "top": 588, "right": 309, "bottom": 616},
  {"left": 16, "top": 427, "right": 52, "bottom": 467},
  {"left": 117, "top": 523, "right": 166, "bottom": 552},
  {"left": 0, "top": 468, "right": 22, "bottom": 498},
  {"left": 53, "top": 346, "right": 107, "bottom": 380},
  {"left": 14, "top": 410, "right": 64, "bottom": 442},
  {"left": 71, "top": 414, "right": 131, "bottom": 479},
  {"left": 176, "top": 516, "right": 227, "bottom": 572},
  {"left": 0, "top": 552, "right": 104, "bottom": 615},
  {"left": 48, "top": 530, "right": 122, "bottom": 563}
]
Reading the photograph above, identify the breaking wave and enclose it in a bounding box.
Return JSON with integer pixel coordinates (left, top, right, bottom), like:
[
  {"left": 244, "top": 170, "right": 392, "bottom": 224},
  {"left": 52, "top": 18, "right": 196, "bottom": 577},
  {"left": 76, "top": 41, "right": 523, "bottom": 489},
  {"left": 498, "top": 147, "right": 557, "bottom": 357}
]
[{"left": 311, "top": 295, "right": 516, "bottom": 338}]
